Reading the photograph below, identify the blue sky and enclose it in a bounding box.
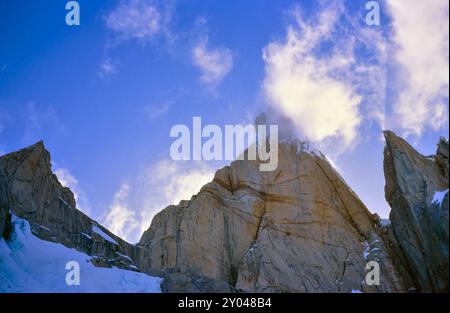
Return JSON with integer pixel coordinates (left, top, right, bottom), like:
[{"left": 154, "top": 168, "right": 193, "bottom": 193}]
[{"left": 1, "top": 0, "right": 448, "bottom": 243}]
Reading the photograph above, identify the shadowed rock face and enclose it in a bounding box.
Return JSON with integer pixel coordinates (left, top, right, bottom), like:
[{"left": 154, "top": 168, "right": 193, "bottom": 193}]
[
  {"left": 0, "top": 141, "right": 144, "bottom": 271},
  {"left": 138, "top": 141, "right": 405, "bottom": 292},
  {"left": 0, "top": 141, "right": 234, "bottom": 293},
  {"left": 384, "top": 131, "right": 449, "bottom": 292}
]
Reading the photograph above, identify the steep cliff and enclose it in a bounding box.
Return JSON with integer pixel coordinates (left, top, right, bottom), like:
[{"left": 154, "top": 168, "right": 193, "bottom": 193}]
[
  {"left": 2, "top": 132, "right": 447, "bottom": 293},
  {"left": 384, "top": 131, "right": 449, "bottom": 292},
  {"left": 139, "top": 141, "right": 405, "bottom": 292},
  {"left": 0, "top": 141, "right": 232, "bottom": 293},
  {"left": 0, "top": 141, "right": 144, "bottom": 271}
]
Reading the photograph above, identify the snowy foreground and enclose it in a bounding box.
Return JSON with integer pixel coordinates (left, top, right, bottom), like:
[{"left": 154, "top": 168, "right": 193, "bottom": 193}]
[{"left": 0, "top": 215, "right": 162, "bottom": 293}]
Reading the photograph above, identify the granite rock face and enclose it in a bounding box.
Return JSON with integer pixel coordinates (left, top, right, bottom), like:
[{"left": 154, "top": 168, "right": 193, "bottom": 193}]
[
  {"left": 384, "top": 131, "right": 449, "bottom": 292},
  {"left": 2, "top": 133, "right": 448, "bottom": 293},
  {"left": 0, "top": 141, "right": 231, "bottom": 292},
  {"left": 139, "top": 141, "right": 405, "bottom": 292},
  {"left": 0, "top": 141, "right": 146, "bottom": 271}
]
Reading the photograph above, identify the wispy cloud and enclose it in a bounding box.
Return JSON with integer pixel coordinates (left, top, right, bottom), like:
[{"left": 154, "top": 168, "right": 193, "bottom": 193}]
[
  {"left": 262, "top": 3, "right": 385, "bottom": 153},
  {"left": 386, "top": 0, "right": 449, "bottom": 137},
  {"left": 23, "top": 101, "right": 64, "bottom": 143},
  {"left": 144, "top": 102, "right": 171, "bottom": 120},
  {"left": 141, "top": 88, "right": 188, "bottom": 120},
  {"left": 105, "top": 0, "right": 166, "bottom": 42},
  {"left": 192, "top": 37, "right": 233, "bottom": 86},
  {"left": 102, "top": 183, "right": 140, "bottom": 242},
  {"left": 54, "top": 168, "right": 91, "bottom": 216},
  {"left": 98, "top": 58, "right": 118, "bottom": 78},
  {"left": 102, "top": 159, "right": 215, "bottom": 243},
  {"left": 101, "top": 0, "right": 174, "bottom": 77}
]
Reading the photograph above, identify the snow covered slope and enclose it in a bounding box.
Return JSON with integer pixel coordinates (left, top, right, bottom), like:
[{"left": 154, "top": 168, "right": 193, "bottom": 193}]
[{"left": 0, "top": 214, "right": 162, "bottom": 293}]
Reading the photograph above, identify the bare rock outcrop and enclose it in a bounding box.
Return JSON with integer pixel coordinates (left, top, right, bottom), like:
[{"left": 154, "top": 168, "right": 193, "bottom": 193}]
[
  {"left": 3, "top": 132, "right": 447, "bottom": 293},
  {"left": 384, "top": 131, "right": 449, "bottom": 292},
  {"left": 0, "top": 141, "right": 241, "bottom": 292},
  {"left": 0, "top": 141, "right": 146, "bottom": 271},
  {"left": 139, "top": 141, "right": 405, "bottom": 292}
]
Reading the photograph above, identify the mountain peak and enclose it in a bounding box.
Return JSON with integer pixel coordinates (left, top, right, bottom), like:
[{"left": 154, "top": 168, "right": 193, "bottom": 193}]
[
  {"left": 1, "top": 133, "right": 448, "bottom": 292},
  {"left": 138, "top": 140, "right": 404, "bottom": 292},
  {"left": 383, "top": 130, "right": 449, "bottom": 292}
]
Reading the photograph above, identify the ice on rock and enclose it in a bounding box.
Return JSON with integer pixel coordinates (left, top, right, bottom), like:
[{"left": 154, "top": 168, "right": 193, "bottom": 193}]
[
  {"left": 431, "top": 189, "right": 449, "bottom": 208},
  {"left": 92, "top": 224, "right": 118, "bottom": 245}
]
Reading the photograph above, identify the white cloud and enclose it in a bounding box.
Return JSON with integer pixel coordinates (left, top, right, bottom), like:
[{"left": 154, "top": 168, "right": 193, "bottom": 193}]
[
  {"left": 54, "top": 168, "right": 90, "bottom": 215},
  {"left": 192, "top": 37, "right": 233, "bottom": 85},
  {"left": 387, "top": 0, "right": 449, "bottom": 136},
  {"left": 102, "top": 160, "right": 215, "bottom": 243},
  {"left": 261, "top": 5, "right": 381, "bottom": 152},
  {"left": 102, "top": 0, "right": 174, "bottom": 77},
  {"left": 102, "top": 183, "right": 140, "bottom": 242},
  {"left": 105, "top": 0, "right": 162, "bottom": 41}
]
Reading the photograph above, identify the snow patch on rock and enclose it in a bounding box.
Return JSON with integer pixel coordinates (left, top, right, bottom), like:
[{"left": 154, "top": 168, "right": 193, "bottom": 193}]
[
  {"left": 92, "top": 224, "right": 118, "bottom": 245},
  {"left": 431, "top": 189, "right": 449, "bottom": 207}
]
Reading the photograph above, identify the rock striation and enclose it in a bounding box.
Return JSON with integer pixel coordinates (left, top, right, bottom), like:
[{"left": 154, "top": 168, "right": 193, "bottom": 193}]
[
  {"left": 138, "top": 141, "right": 405, "bottom": 292},
  {"left": 384, "top": 131, "right": 449, "bottom": 292},
  {"left": 0, "top": 141, "right": 144, "bottom": 271}
]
